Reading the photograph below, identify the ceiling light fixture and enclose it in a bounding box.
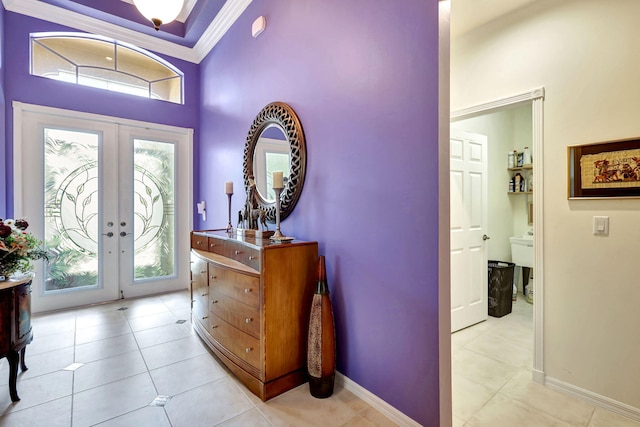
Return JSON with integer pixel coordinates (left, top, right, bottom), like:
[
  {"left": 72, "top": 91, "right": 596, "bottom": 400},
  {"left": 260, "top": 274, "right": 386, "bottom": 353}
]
[{"left": 132, "top": 0, "right": 184, "bottom": 31}]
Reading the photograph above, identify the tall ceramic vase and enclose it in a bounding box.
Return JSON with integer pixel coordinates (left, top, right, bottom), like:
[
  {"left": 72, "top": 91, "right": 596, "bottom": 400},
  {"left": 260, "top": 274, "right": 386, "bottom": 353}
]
[{"left": 307, "top": 256, "right": 336, "bottom": 398}]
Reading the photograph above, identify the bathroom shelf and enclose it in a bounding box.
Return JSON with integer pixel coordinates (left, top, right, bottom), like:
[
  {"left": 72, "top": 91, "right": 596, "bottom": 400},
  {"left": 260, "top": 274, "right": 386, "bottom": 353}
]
[
  {"left": 508, "top": 164, "right": 533, "bottom": 171},
  {"left": 508, "top": 191, "right": 533, "bottom": 194}
]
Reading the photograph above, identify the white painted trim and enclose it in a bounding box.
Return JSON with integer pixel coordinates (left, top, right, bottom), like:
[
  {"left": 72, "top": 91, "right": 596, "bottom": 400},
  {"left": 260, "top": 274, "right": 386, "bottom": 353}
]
[
  {"left": 12, "top": 102, "right": 25, "bottom": 217},
  {"left": 451, "top": 88, "right": 545, "bottom": 122},
  {"left": 336, "top": 372, "right": 422, "bottom": 427},
  {"left": 12, "top": 101, "right": 192, "bottom": 135},
  {"left": 545, "top": 376, "right": 640, "bottom": 422},
  {"left": 192, "top": 0, "right": 253, "bottom": 63},
  {"left": 450, "top": 87, "right": 546, "bottom": 384},
  {"left": 2, "top": 0, "right": 253, "bottom": 64}
]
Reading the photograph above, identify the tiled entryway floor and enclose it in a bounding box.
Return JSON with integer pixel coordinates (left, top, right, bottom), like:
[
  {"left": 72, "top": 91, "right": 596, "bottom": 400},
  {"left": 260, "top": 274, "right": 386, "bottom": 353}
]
[
  {"left": 0, "top": 291, "right": 397, "bottom": 427},
  {"left": 452, "top": 297, "right": 640, "bottom": 427}
]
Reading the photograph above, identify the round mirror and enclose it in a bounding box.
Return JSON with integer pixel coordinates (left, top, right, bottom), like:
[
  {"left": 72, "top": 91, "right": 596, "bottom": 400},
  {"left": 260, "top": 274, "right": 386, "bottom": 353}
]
[{"left": 243, "top": 102, "right": 306, "bottom": 222}]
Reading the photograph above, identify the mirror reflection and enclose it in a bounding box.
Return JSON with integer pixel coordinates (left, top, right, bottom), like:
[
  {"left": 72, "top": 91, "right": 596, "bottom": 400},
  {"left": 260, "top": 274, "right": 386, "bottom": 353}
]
[{"left": 253, "top": 125, "right": 290, "bottom": 202}]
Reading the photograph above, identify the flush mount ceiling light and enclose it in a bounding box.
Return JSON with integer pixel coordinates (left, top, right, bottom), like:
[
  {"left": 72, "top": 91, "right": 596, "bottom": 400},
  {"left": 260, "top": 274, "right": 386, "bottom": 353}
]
[{"left": 133, "top": 0, "right": 184, "bottom": 31}]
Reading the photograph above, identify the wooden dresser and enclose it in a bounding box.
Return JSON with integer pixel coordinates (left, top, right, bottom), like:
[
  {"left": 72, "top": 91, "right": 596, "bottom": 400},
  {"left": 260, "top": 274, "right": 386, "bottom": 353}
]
[
  {"left": 190, "top": 230, "right": 318, "bottom": 400},
  {"left": 0, "top": 275, "right": 34, "bottom": 402}
]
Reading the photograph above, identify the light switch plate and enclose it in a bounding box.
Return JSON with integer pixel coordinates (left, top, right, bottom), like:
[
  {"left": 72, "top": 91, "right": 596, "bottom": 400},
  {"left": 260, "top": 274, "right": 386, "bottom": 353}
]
[{"left": 593, "top": 216, "right": 609, "bottom": 235}]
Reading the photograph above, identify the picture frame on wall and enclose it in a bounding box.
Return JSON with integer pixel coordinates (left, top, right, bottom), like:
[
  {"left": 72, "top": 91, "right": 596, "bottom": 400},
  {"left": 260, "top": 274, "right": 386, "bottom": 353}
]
[{"left": 568, "top": 138, "right": 640, "bottom": 198}]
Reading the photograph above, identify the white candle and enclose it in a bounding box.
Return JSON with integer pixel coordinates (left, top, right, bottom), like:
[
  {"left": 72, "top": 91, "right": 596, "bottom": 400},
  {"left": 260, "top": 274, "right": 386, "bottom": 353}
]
[
  {"left": 272, "top": 171, "right": 284, "bottom": 189},
  {"left": 225, "top": 181, "right": 233, "bottom": 194}
]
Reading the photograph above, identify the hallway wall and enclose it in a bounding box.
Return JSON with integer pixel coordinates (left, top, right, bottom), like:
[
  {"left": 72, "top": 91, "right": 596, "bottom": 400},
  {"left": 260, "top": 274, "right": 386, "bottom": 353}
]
[
  {"left": 452, "top": 0, "right": 640, "bottom": 410},
  {"left": 197, "top": 0, "right": 441, "bottom": 424}
]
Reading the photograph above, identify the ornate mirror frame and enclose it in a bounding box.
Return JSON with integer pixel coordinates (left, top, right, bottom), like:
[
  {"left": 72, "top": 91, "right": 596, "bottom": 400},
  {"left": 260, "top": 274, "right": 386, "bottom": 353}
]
[{"left": 243, "top": 102, "right": 306, "bottom": 222}]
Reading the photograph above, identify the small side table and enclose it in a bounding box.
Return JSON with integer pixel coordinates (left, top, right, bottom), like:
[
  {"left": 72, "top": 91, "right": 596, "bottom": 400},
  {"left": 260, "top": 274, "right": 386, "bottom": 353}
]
[{"left": 0, "top": 275, "right": 34, "bottom": 402}]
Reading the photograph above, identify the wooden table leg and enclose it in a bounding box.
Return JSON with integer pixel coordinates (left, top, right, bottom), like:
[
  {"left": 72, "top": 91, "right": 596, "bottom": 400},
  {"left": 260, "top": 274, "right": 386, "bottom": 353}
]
[
  {"left": 7, "top": 350, "right": 20, "bottom": 402},
  {"left": 19, "top": 347, "right": 28, "bottom": 372}
]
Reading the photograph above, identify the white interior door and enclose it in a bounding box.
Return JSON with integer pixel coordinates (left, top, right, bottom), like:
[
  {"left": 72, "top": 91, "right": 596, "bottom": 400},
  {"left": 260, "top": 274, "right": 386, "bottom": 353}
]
[
  {"left": 450, "top": 129, "right": 489, "bottom": 332},
  {"left": 15, "top": 104, "right": 192, "bottom": 312}
]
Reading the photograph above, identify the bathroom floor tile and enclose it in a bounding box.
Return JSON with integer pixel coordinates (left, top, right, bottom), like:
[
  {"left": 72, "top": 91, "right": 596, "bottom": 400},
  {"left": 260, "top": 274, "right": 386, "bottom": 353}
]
[
  {"left": 73, "top": 350, "right": 148, "bottom": 392},
  {"left": 0, "top": 396, "right": 72, "bottom": 427},
  {"left": 149, "top": 353, "right": 227, "bottom": 396}
]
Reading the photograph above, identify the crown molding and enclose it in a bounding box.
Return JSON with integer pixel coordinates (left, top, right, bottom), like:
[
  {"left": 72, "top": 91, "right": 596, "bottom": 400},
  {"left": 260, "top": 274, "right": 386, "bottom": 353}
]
[
  {"left": 2, "top": 0, "right": 253, "bottom": 64},
  {"left": 192, "top": 0, "right": 252, "bottom": 63}
]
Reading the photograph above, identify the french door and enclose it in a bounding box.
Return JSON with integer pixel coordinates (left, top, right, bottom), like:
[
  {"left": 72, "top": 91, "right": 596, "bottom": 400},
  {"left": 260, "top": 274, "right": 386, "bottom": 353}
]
[{"left": 14, "top": 103, "right": 192, "bottom": 313}]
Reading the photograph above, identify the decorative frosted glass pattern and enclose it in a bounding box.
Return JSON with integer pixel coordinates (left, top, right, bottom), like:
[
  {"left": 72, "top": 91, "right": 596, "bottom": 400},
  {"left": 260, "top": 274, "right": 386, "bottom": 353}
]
[
  {"left": 133, "top": 139, "right": 175, "bottom": 280},
  {"left": 30, "top": 32, "right": 183, "bottom": 104},
  {"left": 44, "top": 128, "right": 100, "bottom": 291}
]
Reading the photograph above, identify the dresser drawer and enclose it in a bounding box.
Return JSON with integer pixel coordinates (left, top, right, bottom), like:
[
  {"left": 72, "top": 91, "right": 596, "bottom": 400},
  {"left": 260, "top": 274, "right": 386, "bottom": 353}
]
[
  {"left": 207, "top": 237, "right": 227, "bottom": 257},
  {"left": 209, "top": 266, "right": 259, "bottom": 308},
  {"left": 210, "top": 289, "right": 260, "bottom": 338},
  {"left": 191, "top": 234, "right": 208, "bottom": 251},
  {"left": 228, "top": 243, "right": 260, "bottom": 270},
  {"left": 209, "top": 313, "right": 261, "bottom": 369}
]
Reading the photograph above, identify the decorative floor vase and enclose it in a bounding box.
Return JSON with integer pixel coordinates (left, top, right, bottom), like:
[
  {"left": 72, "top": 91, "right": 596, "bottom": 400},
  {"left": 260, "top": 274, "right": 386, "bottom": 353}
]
[{"left": 307, "top": 256, "right": 336, "bottom": 398}]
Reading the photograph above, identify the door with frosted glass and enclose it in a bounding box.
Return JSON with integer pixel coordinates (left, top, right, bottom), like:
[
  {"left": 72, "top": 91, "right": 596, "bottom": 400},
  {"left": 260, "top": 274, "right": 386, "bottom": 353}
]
[{"left": 18, "top": 108, "right": 191, "bottom": 313}]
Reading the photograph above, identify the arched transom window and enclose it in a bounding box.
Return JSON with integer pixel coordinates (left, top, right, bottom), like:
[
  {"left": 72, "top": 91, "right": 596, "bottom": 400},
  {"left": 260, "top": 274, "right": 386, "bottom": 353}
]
[{"left": 30, "top": 32, "right": 184, "bottom": 104}]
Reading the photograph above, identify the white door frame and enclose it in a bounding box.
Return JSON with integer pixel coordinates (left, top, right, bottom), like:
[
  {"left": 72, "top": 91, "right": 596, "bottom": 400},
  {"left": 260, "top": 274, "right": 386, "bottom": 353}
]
[
  {"left": 12, "top": 101, "right": 194, "bottom": 311},
  {"left": 450, "top": 88, "right": 545, "bottom": 384}
]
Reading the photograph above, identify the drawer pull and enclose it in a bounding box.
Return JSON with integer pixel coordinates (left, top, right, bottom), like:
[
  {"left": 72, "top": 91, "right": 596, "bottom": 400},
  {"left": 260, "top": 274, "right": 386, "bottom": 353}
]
[
  {"left": 210, "top": 243, "right": 216, "bottom": 247},
  {"left": 196, "top": 240, "right": 202, "bottom": 245},
  {"left": 210, "top": 275, "right": 217, "bottom": 280},
  {"left": 202, "top": 316, "right": 209, "bottom": 320},
  {"left": 244, "top": 288, "right": 252, "bottom": 294},
  {"left": 211, "top": 325, "right": 218, "bottom": 329},
  {"left": 249, "top": 256, "right": 257, "bottom": 260},
  {"left": 200, "top": 270, "right": 206, "bottom": 274},
  {"left": 245, "top": 318, "right": 253, "bottom": 323},
  {"left": 211, "top": 300, "right": 219, "bottom": 304},
  {"left": 245, "top": 347, "right": 252, "bottom": 353},
  {"left": 201, "top": 293, "right": 208, "bottom": 297},
  {"left": 235, "top": 250, "right": 242, "bottom": 255}
]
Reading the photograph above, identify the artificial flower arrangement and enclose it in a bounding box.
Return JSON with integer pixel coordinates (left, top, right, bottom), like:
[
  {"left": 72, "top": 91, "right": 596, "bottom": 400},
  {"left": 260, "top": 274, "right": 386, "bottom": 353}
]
[{"left": 0, "top": 218, "right": 48, "bottom": 280}]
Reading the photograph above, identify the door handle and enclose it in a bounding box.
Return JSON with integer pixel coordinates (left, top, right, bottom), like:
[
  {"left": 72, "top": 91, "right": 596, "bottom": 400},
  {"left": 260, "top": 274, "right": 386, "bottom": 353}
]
[
  {"left": 102, "top": 232, "right": 114, "bottom": 238},
  {"left": 483, "top": 234, "right": 490, "bottom": 240},
  {"left": 120, "top": 231, "right": 131, "bottom": 237}
]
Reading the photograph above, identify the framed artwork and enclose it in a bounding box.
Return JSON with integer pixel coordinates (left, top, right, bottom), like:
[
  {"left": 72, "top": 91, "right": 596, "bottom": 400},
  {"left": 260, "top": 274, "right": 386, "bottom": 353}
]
[{"left": 568, "top": 138, "right": 640, "bottom": 198}]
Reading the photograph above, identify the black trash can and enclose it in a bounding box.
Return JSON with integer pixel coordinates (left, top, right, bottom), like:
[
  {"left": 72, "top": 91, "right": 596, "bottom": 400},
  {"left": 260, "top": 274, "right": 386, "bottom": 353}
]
[{"left": 488, "top": 261, "right": 515, "bottom": 318}]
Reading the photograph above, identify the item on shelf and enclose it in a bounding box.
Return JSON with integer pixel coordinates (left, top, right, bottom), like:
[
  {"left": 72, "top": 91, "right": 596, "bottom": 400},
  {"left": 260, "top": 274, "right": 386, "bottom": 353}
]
[
  {"left": 509, "top": 179, "right": 515, "bottom": 193},
  {"left": 514, "top": 173, "right": 522, "bottom": 192},
  {"left": 517, "top": 152, "right": 524, "bottom": 167},
  {"left": 508, "top": 151, "right": 515, "bottom": 168},
  {"left": 523, "top": 146, "right": 532, "bottom": 165}
]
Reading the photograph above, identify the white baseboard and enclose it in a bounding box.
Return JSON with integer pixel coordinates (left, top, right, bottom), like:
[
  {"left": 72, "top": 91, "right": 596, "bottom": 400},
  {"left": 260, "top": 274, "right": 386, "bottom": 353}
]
[
  {"left": 336, "top": 372, "right": 422, "bottom": 426},
  {"left": 545, "top": 376, "right": 640, "bottom": 422}
]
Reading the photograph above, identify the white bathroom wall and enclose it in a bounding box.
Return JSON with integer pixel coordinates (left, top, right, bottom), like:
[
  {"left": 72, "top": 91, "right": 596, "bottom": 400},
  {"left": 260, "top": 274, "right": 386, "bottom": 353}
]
[
  {"left": 452, "top": 0, "right": 640, "bottom": 410},
  {"left": 451, "top": 104, "right": 532, "bottom": 263}
]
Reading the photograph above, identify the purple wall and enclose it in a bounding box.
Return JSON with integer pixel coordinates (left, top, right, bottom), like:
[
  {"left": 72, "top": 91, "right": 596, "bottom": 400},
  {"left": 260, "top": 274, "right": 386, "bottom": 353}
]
[
  {"left": 2, "top": 12, "right": 200, "bottom": 216},
  {"left": 0, "top": 4, "right": 6, "bottom": 217},
  {"left": 198, "top": 1, "right": 441, "bottom": 425}
]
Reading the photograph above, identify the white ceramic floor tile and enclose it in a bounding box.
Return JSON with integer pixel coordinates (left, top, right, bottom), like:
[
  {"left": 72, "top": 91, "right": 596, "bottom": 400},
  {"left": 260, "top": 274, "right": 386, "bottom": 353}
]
[
  {"left": 257, "top": 383, "right": 360, "bottom": 427},
  {"left": 74, "top": 333, "right": 140, "bottom": 363},
  {"left": 164, "top": 378, "right": 253, "bottom": 427},
  {"left": 0, "top": 396, "right": 71, "bottom": 427},
  {"left": 588, "top": 407, "right": 640, "bottom": 426},
  {"left": 0, "top": 370, "right": 73, "bottom": 415},
  {"left": 27, "top": 330, "right": 75, "bottom": 356},
  {"left": 75, "top": 309, "right": 128, "bottom": 329},
  {"left": 75, "top": 321, "right": 132, "bottom": 345},
  {"left": 466, "top": 393, "right": 573, "bottom": 427},
  {"left": 464, "top": 333, "right": 533, "bottom": 370},
  {"left": 133, "top": 323, "right": 191, "bottom": 348},
  {"left": 149, "top": 353, "right": 227, "bottom": 396},
  {"left": 452, "top": 347, "right": 520, "bottom": 392},
  {"left": 140, "top": 335, "right": 207, "bottom": 370},
  {"left": 0, "top": 346, "right": 74, "bottom": 384},
  {"left": 31, "top": 312, "right": 76, "bottom": 336},
  {"left": 72, "top": 372, "right": 158, "bottom": 427},
  {"left": 73, "top": 350, "right": 148, "bottom": 392},
  {"left": 500, "top": 370, "right": 595, "bottom": 425},
  {"left": 452, "top": 373, "right": 497, "bottom": 422},
  {"left": 92, "top": 406, "right": 172, "bottom": 427},
  {"left": 122, "top": 300, "right": 171, "bottom": 319},
  {"left": 217, "top": 408, "right": 272, "bottom": 427},
  {"left": 128, "top": 312, "right": 178, "bottom": 332}
]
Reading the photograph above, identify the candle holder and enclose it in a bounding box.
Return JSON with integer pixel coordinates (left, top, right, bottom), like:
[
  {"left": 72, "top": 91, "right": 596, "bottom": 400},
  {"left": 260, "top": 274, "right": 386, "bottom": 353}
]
[
  {"left": 226, "top": 193, "right": 233, "bottom": 233},
  {"left": 270, "top": 187, "right": 294, "bottom": 243}
]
